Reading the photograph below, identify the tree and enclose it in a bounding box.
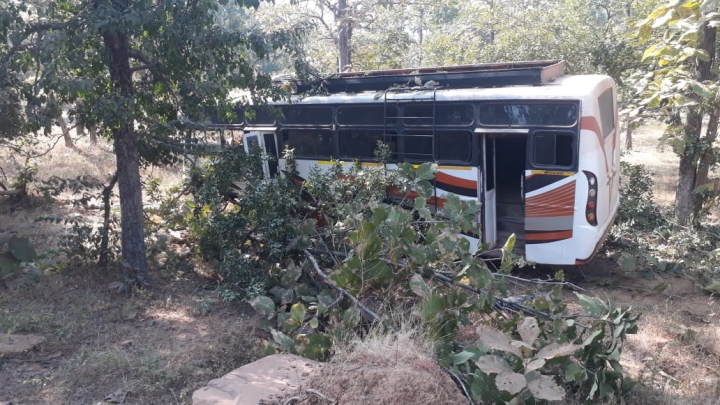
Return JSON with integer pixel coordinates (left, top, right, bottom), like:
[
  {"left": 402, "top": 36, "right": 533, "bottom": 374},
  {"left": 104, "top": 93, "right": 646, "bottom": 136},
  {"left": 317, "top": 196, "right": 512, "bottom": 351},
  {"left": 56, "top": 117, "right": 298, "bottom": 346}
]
[
  {"left": 1, "top": 0, "right": 296, "bottom": 282},
  {"left": 634, "top": 0, "right": 720, "bottom": 226}
]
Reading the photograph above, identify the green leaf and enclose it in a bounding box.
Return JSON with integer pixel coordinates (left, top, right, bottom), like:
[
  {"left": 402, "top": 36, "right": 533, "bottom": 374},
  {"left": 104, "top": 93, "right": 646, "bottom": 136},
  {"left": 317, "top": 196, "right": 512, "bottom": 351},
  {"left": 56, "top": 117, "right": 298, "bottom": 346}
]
[
  {"left": 617, "top": 252, "right": 637, "bottom": 272},
  {"left": 564, "top": 362, "right": 586, "bottom": 382},
  {"left": 409, "top": 273, "right": 431, "bottom": 297},
  {"left": 451, "top": 350, "right": 475, "bottom": 365},
  {"left": 0, "top": 251, "right": 21, "bottom": 276},
  {"left": 249, "top": 295, "right": 276, "bottom": 319},
  {"left": 502, "top": 233, "right": 516, "bottom": 253},
  {"left": 342, "top": 306, "right": 362, "bottom": 327},
  {"left": 518, "top": 317, "right": 540, "bottom": 345},
  {"left": 420, "top": 295, "right": 445, "bottom": 321},
  {"left": 309, "top": 317, "right": 319, "bottom": 329},
  {"left": 475, "top": 354, "right": 512, "bottom": 374},
  {"left": 574, "top": 293, "right": 608, "bottom": 317},
  {"left": 271, "top": 329, "right": 295, "bottom": 351},
  {"left": 475, "top": 324, "right": 522, "bottom": 358},
  {"left": 525, "top": 370, "right": 565, "bottom": 401},
  {"left": 8, "top": 236, "right": 37, "bottom": 262},
  {"left": 495, "top": 371, "right": 526, "bottom": 395},
  {"left": 280, "top": 263, "right": 302, "bottom": 287},
  {"left": 290, "top": 303, "right": 306, "bottom": 324},
  {"left": 415, "top": 162, "right": 437, "bottom": 181},
  {"left": 535, "top": 343, "right": 580, "bottom": 360}
]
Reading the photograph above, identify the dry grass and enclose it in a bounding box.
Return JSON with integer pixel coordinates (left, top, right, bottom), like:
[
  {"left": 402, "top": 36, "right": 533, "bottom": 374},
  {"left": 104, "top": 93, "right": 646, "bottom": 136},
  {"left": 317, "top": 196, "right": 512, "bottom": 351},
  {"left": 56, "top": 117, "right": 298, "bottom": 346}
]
[
  {"left": 0, "top": 264, "right": 263, "bottom": 404},
  {"left": 1, "top": 130, "right": 261, "bottom": 404},
  {"left": 621, "top": 122, "right": 679, "bottom": 208},
  {"left": 274, "top": 323, "right": 468, "bottom": 405}
]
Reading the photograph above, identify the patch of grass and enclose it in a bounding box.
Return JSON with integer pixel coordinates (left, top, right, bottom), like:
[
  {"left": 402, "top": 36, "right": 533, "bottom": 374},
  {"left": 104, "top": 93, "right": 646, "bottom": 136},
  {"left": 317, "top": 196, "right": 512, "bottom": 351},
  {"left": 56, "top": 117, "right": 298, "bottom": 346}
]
[{"left": 0, "top": 267, "right": 262, "bottom": 404}]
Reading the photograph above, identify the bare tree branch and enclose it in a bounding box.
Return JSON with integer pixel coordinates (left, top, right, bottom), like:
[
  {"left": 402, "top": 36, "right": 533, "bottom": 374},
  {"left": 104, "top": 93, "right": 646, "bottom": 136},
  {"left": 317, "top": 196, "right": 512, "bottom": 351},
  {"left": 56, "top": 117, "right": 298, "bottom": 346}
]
[{"left": 303, "top": 249, "right": 381, "bottom": 323}]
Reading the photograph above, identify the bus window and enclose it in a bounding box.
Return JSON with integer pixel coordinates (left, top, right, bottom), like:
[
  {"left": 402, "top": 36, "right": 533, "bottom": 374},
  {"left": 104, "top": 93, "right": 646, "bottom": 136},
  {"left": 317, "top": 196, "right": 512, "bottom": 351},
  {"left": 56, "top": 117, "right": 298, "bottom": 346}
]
[
  {"left": 337, "top": 105, "right": 398, "bottom": 126},
  {"left": 403, "top": 103, "right": 474, "bottom": 126},
  {"left": 479, "top": 103, "right": 578, "bottom": 127},
  {"left": 245, "top": 107, "right": 278, "bottom": 125},
  {"left": 598, "top": 89, "right": 615, "bottom": 138},
  {"left": 533, "top": 131, "right": 574, "bottom": 167},
  {"left": 280, "top": 106, "right": 334, "bottom": 126},
  {"left": 339, "top": 130, "right": 384, "bottom": 159},
  {"left": 283, "top": 130, "right": 334, "bottom": 158},
  {"left": 402, "top": 132, "right": 433, "bottom": 161},
  {"left": 437, "top": 131, "right": 472, "bottom": 162}
]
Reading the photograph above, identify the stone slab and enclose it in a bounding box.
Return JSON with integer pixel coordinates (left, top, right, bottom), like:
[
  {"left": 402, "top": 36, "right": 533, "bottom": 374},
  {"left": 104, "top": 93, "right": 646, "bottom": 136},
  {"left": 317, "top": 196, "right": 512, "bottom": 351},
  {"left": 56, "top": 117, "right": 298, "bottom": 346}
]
[
  {"left": 192, "top": 354, "right": 319, "bottom": 405},
  {"left": 0, "top": 334, "right": 45, "bottom": 355}
]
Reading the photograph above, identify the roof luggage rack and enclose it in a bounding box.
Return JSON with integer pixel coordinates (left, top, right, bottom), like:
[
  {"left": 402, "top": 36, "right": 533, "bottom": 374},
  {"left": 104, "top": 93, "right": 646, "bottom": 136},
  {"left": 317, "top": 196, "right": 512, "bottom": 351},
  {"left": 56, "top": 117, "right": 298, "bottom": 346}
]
[{"left": 276, "top": 60, "right": 565, "bottom": 94}]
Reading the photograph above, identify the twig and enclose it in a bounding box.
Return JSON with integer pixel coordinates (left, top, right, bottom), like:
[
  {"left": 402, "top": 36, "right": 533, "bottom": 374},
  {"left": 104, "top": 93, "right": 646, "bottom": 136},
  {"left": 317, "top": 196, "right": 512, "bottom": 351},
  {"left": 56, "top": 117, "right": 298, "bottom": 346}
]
[
  {"left": 283, "top": 388, "right": 337, "bottom": 405},
  {"left": 495, "top": 273, "right": 585, "bottom": 292},
  {"left": 303, "top": 250, "right": 381, "bottom": 323},
  {"left": 443, "top": 367, "right": 475, "bottom": 405}
]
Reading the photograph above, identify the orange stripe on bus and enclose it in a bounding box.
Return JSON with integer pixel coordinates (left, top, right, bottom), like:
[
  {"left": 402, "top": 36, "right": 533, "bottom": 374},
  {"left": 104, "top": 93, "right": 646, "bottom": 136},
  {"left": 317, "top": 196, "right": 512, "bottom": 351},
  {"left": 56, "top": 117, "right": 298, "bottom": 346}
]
[
  {"left": 580, "top": 116, "right": 609, "bottom": 173},
  {"left": 525, "top": 230, "right": 573, "bottom": 241},
  {"left": 435, "top": 172, "right": 477, "bottom": 190}
]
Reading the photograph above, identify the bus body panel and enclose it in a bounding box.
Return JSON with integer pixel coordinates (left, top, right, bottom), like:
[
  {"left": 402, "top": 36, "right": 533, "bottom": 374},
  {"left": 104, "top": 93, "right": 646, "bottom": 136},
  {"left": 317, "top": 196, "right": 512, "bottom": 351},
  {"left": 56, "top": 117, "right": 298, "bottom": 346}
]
[{"left": 211, "top": 73, "right": 620, "bottom": 266}]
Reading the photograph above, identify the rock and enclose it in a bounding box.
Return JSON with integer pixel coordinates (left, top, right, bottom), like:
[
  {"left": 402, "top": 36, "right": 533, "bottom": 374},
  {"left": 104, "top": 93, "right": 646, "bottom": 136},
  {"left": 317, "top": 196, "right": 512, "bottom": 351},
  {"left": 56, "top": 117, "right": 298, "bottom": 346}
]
[
  {"left": 697, "top": 326, "right": 720, "bottom": 357},
  {"left": 192, "top": 354, "right": 319, "bottom": 405},
  {"left": 0, "top": 334, "right": 45, "bottom": 355},
  {"left": 2, "top": 270, "right": 41, "bottom": 289}
]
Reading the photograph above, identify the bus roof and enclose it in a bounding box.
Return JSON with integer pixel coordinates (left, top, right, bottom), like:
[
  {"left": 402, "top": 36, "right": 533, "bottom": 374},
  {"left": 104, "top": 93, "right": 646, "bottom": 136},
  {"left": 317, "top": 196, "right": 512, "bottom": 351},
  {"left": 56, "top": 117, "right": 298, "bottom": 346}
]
[{"left": 279, "top": 74, "right": 613, "bottom": 105}]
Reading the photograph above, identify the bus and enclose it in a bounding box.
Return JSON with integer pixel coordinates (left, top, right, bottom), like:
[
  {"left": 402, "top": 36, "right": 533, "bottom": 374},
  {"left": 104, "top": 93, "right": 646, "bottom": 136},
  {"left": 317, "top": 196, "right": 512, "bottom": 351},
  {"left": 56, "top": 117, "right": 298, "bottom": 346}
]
[{"left": 207, "top": 61, "right": 620, "bottom": 266}]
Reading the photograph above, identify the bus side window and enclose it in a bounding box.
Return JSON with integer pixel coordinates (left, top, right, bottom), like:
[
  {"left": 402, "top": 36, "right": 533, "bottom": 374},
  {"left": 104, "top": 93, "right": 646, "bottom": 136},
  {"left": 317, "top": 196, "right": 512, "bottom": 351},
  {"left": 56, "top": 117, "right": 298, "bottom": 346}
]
[
  {"left": 437, "top": 131, "right": 471, "bottom": 162},
  {"left": 339, "top": 130, "right": 383, "bottom": 159},
  {"left": 283, "top": 130, "right": 334, "bottom": 158},
  {"left": 533, "top": 131, "right": 574, "bottom": 167}
]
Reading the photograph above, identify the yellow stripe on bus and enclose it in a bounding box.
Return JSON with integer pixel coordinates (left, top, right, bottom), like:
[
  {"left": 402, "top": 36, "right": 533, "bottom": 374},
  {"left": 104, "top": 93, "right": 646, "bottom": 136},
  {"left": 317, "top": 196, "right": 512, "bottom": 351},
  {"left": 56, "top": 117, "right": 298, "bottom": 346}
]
[
  {"left": 530, "top": 170, "right": 575, "bottom": 176},
  {"left": 437, "top": 165, "right": 472, "bottom": 171}
]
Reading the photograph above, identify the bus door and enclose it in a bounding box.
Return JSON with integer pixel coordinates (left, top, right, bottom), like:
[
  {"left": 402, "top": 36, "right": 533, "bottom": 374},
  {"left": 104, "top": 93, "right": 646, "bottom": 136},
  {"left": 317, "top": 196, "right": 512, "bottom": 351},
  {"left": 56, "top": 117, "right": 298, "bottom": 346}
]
[
  {"left": 243, "top": 131, "right": 278, "bottom": 180},
  {"left": 479, "top": 134, "right": 497, "bottom": 247}
]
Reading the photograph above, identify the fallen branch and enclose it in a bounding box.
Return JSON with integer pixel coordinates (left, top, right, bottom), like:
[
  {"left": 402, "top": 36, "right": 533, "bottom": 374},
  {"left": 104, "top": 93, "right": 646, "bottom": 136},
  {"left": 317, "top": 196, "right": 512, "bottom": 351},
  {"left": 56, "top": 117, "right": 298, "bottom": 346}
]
[
  {"left": 302, "top": 249, "right": 381, "bottom": 323},
  {"left": 443, "top": 367, "right": 475, "bottom": 405},
  {"left": 282, "top": 388, "right": 337, "bottom": 405},
  {"left": 305, "top": 248, "right": 591, "bottom": 328},
  {"left": 0, "top": 189, "right": 23, "bottom": 196}
]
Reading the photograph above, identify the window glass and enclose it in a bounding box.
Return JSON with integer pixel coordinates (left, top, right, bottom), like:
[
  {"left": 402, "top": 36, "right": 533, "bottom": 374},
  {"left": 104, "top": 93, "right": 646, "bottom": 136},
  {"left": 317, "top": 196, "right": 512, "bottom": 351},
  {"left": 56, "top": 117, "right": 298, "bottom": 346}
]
[
  {"left": 245, "top": 107, "right": 277, "bottom": 125},
  {"left": 339, "top": 130, "right": 385, "bottom": 159},
  {"left": 598, "top": 89, "right": 615, "bottom": 138},
  {"left": 533, "top": 131, "right": 574, "bottom": 167},
  {"left": 401, "top": 131, "right": 434, "bottom": 161},
  {"left": 283, "top": 130, "right": 334, "bottom": 158},
  {"left": 337, "top": 105, "right": 398, "bottom": 126},
  {"left": 437, "top": 131, "right": 472, "bottom": 162},
  {"left": 479, "top": 103, "right": 577, "bottom": 126},
  {"left": 402, "top": 104, "right": 474, "bottom": 126},
  {"left": 280, "top": 106, "right": 333, "bottom": 126}
]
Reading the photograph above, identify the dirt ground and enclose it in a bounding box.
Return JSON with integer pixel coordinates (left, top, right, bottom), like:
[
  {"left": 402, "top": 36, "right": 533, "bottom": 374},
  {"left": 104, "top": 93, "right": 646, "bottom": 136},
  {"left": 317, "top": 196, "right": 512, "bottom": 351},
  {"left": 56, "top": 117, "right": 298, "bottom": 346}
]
[{"left": 1, "top": 126, "right": 719, "bottom": 404}]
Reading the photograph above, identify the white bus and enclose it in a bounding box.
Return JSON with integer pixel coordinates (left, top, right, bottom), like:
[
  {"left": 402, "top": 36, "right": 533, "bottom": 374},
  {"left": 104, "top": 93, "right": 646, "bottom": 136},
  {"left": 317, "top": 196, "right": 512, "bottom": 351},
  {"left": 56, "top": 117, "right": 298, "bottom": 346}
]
[{"left": 210, "top": 61, "right": 620, "bottom": 266}]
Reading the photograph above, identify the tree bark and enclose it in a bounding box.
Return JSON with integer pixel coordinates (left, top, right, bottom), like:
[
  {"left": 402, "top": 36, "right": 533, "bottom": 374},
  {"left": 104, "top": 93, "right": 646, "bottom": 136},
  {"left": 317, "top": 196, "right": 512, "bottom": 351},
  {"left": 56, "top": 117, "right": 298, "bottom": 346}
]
[
  {"left": 337, "top": 0, "right": 352, "bottom": 72},
  {"left": 624, "top": 120, "right": 632, "bottom": 150},
  {"left": 675, "top": 22, "right": 716, "bottom": 226},
  {"left": 675, "top": 108, "right": 701, "bottom": 226},
  {"left": 98, "top": 0, "right": 149, "bottom": 282},
  {"left": 58, "top": 115, "right": 73, "bottom": 148},
  {"left": 99, "top": 172, "right": 119, "bottom": 266}
]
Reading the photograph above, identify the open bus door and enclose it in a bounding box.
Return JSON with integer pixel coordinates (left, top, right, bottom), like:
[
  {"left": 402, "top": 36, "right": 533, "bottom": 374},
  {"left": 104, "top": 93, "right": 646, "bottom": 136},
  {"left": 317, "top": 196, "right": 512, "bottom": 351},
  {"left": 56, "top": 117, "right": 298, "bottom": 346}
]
[
  {"left": 242, "top": 131, "right": 278, "bottom": 180},
  {"left": 480, "top": 134, "right": 497, "bottom": 247}
]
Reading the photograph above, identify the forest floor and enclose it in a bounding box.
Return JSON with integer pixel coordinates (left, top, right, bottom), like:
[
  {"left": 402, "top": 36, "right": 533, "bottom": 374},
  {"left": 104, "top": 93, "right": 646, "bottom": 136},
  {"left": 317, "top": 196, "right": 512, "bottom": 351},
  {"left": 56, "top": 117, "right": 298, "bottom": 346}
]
[{"left": 0, "top": 126, "right": 719, "bottom": 404}]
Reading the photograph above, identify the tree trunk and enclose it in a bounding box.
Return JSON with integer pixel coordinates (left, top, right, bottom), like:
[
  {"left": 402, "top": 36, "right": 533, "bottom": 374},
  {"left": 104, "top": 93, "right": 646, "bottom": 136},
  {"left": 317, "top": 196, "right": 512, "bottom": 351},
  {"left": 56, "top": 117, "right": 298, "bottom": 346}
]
[
  {"left": 99, "top": 0, "right": 148, "bottom": 283},
  {"left": 89, "top": 128, "right": 97, "bottom": 145},
  {"left": 337, "top": 0, "right": 352, "bottom": 72},
  {"left": 58, "top": 116, "right": 73, "bottom": 147},
  {"left": 675, "top": 22, "right": 716, "bottom": 226},
  {"left": 99, "top": 172, "right": 119, "bottom": 266},
  {"left": 624, "top": 121, "right": 632, "bottom": 150}
]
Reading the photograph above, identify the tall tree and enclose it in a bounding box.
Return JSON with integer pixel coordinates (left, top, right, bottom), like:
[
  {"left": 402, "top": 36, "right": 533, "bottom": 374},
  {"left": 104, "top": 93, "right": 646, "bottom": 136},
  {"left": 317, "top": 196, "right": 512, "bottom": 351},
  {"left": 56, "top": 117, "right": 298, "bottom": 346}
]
[
  {"left": 634, "top": 0, "right": 720, "bottom": 226},
  {"left": 1, "top": 0, "right": 295, "bottom": 282}
]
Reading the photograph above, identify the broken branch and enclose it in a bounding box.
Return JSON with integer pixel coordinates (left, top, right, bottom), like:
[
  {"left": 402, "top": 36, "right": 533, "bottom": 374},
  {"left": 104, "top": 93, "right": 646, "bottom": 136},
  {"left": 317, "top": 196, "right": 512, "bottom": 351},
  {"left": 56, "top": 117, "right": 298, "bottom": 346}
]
[{"left": 302, "top": 249, "right": 381, "bottom": 323}]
